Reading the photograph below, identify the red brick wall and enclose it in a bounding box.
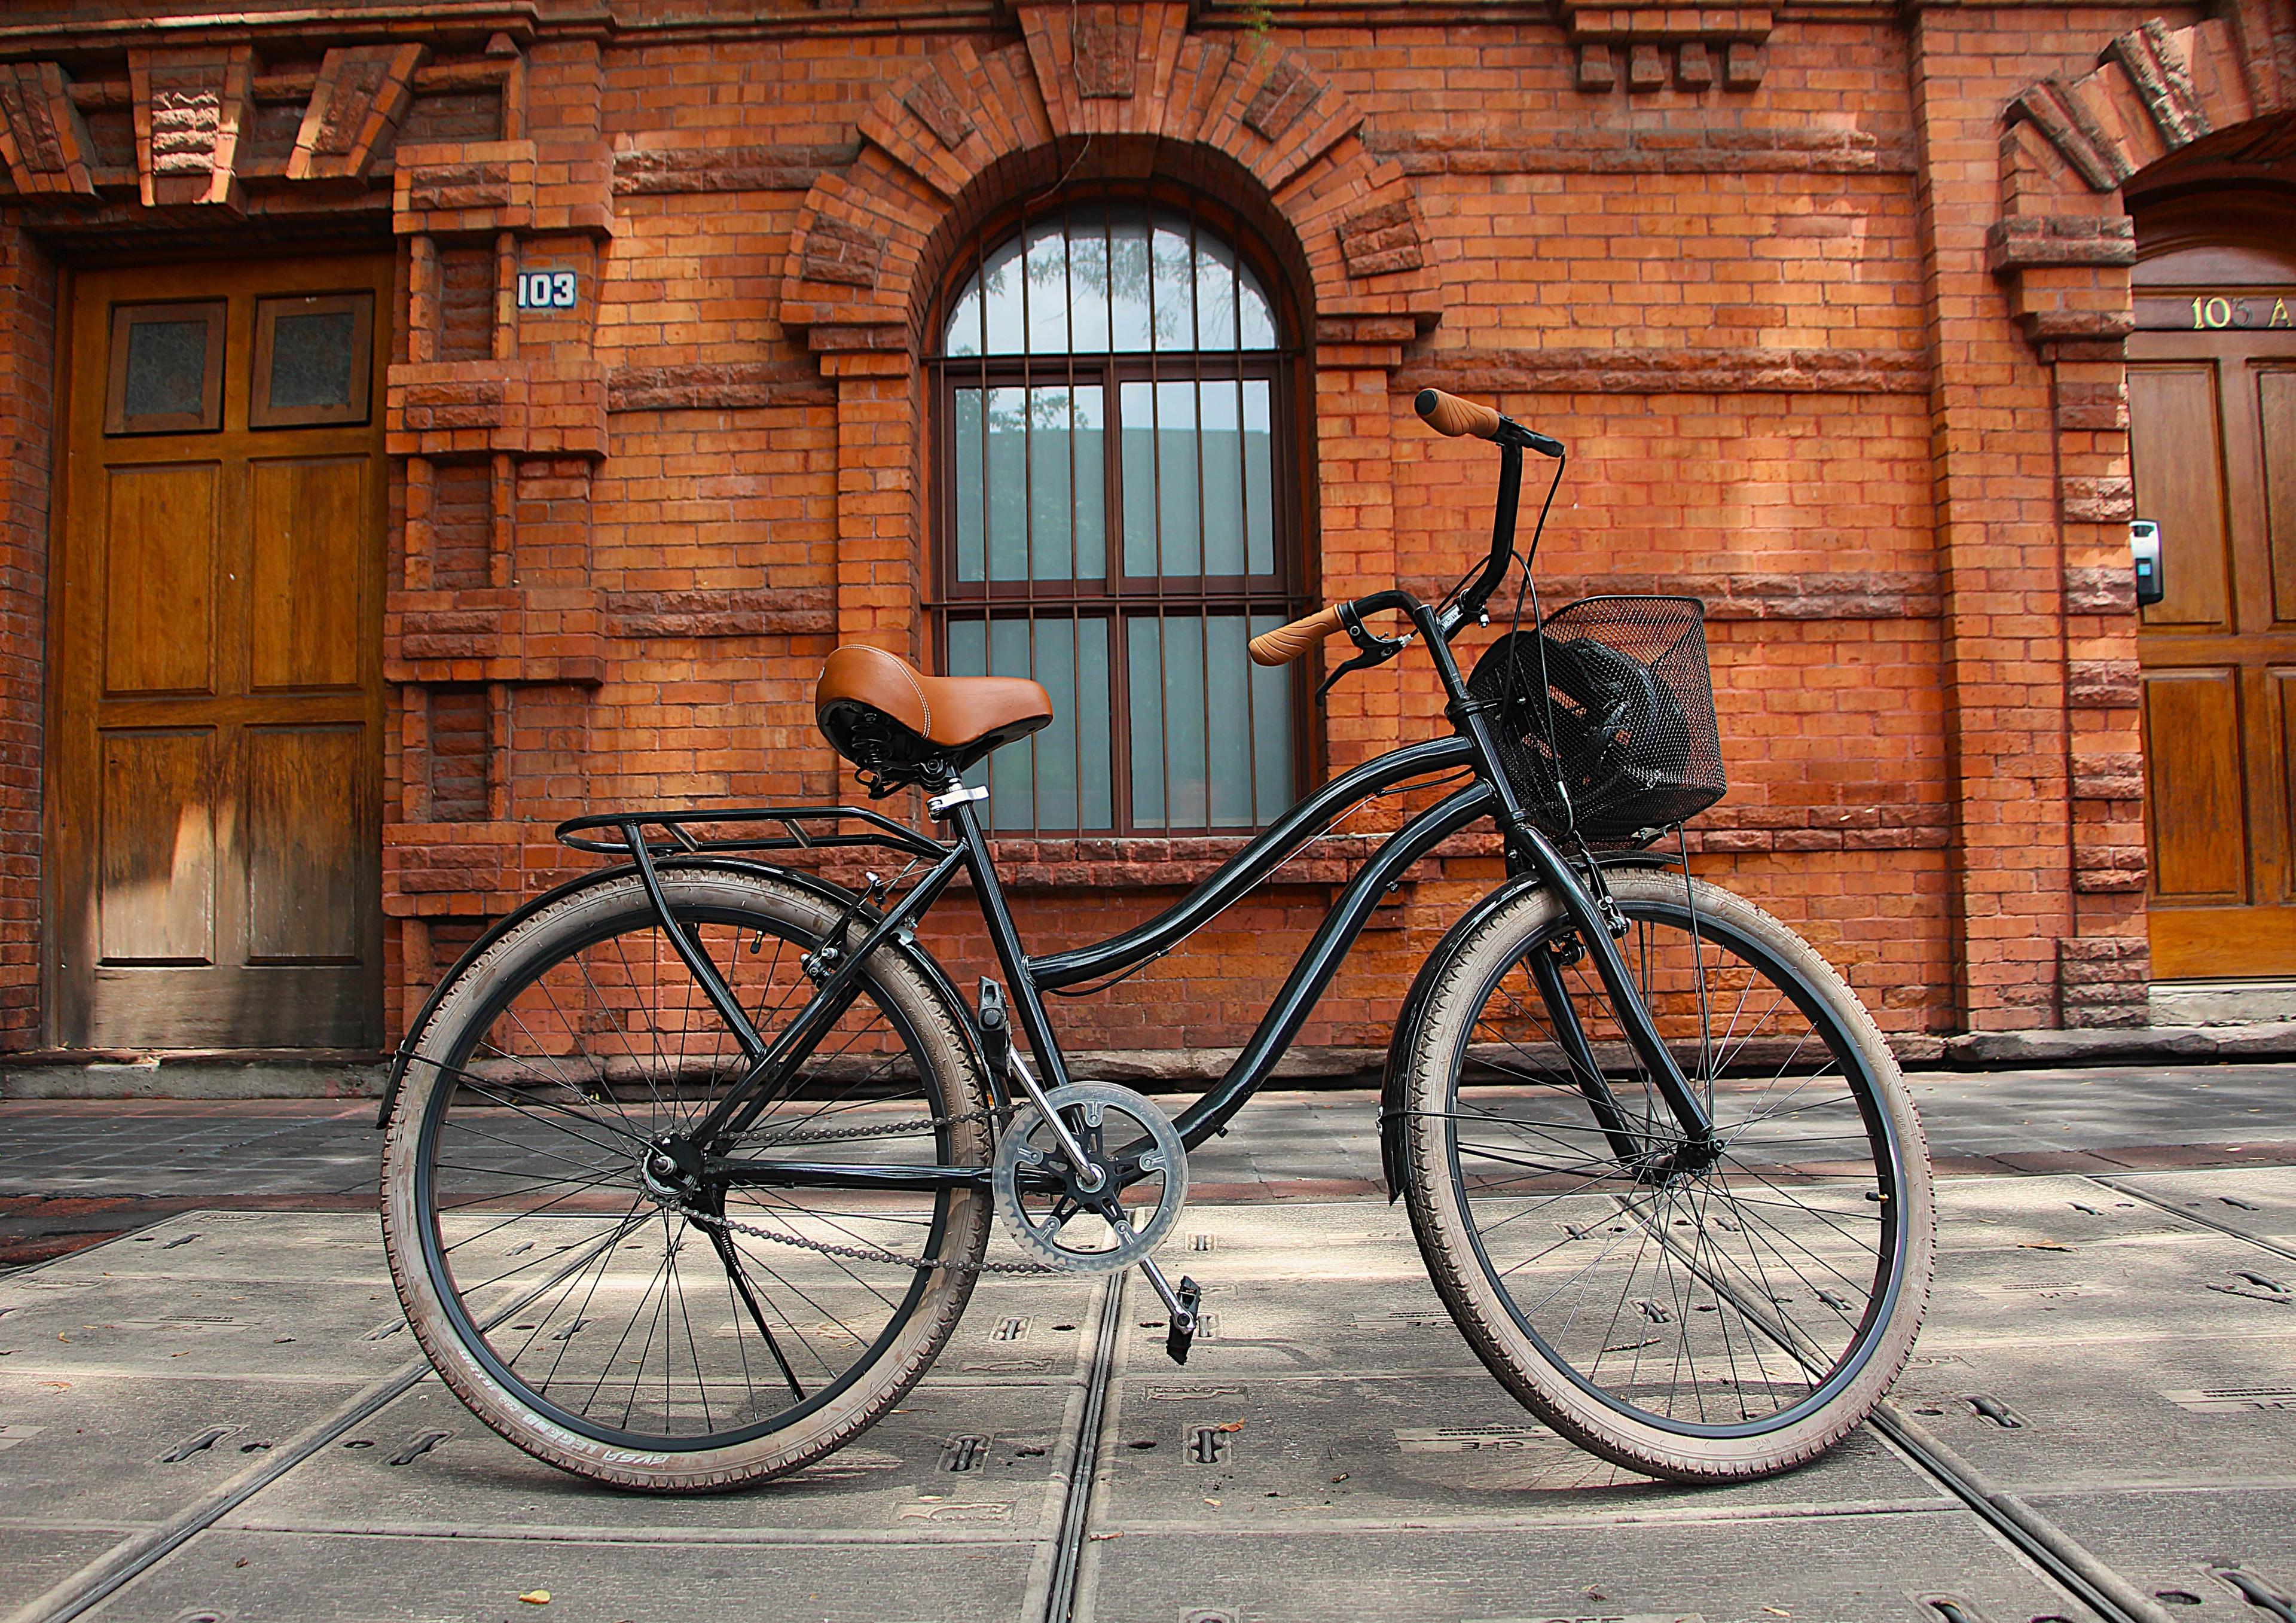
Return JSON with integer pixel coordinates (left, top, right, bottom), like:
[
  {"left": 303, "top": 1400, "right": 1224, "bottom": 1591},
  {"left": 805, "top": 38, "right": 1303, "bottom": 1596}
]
[
  {"left": 0, "top": 225, "right": 54, "bottom": 1046},
  {"left": 1, "top": 0, "right": 2289, "bottom": 1052}
]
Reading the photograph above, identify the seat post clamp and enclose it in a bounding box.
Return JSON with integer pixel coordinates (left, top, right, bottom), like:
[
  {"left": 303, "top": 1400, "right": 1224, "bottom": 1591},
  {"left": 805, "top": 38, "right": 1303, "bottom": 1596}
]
[{"left": 926, "top": 783, "right": 989, "bottom": 820}]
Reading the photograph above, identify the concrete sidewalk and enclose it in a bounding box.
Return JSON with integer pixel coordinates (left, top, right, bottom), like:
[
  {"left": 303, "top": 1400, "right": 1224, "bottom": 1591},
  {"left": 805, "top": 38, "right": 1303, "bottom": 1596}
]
[
  {"left": 3, "top": 1063, "right": 2291, "bottom": 1268},
  {"left": 1, "top": 1167, "right": 2294, "bottom": 1622}
]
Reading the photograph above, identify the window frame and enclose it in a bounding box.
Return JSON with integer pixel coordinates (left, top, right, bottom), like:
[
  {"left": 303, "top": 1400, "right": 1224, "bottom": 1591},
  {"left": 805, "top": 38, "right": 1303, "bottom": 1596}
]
[{"left": 927, "top": 196, "right": 1311, "bottom": 838}]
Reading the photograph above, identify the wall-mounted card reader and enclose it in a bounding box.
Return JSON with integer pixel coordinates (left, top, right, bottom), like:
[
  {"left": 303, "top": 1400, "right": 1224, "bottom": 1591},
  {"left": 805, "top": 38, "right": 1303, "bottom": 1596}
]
[{"left": 2130, "top": 518, "right": 2164, "bottom": 607}]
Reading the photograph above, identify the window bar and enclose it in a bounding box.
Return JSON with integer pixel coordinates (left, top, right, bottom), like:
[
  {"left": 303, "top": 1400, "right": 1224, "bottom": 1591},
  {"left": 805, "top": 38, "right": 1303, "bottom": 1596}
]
[
  {"left": 1229, "top": 231, "right": 1262, "bottom": 825},
  {"left": 1062, "top": 199, "right": 1079, "bottom": 835},
  {"left": 1149, "top": 207, "right": 1172, "bottom": 834},
  {"left": 1190, "top": 205, "right": 1215, "bottom": 831},
  {"left": 1018, "top": 206, "right": 1037, "bottom": 832},
  {"left": 1100, "top": 206, "right": 1131, "bottom": 839}
]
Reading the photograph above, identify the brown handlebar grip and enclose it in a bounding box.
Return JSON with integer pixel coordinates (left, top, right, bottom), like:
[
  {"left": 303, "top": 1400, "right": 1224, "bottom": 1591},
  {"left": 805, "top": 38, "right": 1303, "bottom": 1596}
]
[
  {"left": 1248, "top": 605, "right": 1347, "bottom": 667},
  {"left": 1414, "top": 388, "right": 1503, "bottom": 441}
]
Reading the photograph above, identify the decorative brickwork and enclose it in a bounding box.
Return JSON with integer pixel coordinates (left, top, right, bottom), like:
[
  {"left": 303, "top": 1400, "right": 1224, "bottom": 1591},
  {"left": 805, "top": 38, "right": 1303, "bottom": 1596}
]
[{"left": 0, "top": 2, "right": 2289, "bottom": 1052}]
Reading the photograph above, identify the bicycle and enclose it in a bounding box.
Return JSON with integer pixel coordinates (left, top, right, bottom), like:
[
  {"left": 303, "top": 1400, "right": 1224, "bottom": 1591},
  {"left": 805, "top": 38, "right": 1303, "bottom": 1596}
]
[{"left": 377, "top": 388, "right": 1934, "bottom": 1492}]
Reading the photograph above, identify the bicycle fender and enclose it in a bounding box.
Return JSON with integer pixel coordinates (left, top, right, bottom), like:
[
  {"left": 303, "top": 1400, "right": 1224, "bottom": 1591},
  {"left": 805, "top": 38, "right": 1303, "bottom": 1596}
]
[
  {"left": 1376, "top": 850, "right": 1681, "bottom": 1198},
  {"left": 373, "top": 858, "right": 990, "bottom": 1128}
]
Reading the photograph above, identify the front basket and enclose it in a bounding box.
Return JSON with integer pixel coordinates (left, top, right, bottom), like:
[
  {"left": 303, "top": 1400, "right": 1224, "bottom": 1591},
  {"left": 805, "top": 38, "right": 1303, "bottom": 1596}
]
[{"left": 1467, "top": 595, "right": 1726, "bottom": 847}]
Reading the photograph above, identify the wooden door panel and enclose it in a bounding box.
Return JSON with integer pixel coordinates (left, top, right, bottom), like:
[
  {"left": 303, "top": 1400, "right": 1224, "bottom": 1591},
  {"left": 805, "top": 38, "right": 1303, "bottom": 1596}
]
[
  {"left": 2130, "top": 364, "right": 2233, "bottom": 632},
  {"left": 53, "top": 256, "right": 389, "bottom": 1050},
  {"left": 249, "top": 456, "right": 365, "bottom": 692},
  {"left": 102, "top": 462, "right": 216, "bottom": 697},
  {"left": 97, "top": 728, "right": 216, "bottom": 965},
  {"left": 245, "top": 725, "right": 365, "bottom": 963},
  {"left": 2263, "top": 370, "right": 2296, "bottom": 627},
  {"left": 2143, "top": 668, "right": 2248, "bottom": 902}
]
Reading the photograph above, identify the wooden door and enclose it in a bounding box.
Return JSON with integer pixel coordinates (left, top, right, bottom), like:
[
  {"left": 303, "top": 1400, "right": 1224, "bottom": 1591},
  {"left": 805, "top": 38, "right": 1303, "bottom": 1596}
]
[
  {"left": 2129, "top": 281, "right": 2296, "bottom": 979},
  {"left": 51, "top": 256, "right": 390, "bottom": 1048}
]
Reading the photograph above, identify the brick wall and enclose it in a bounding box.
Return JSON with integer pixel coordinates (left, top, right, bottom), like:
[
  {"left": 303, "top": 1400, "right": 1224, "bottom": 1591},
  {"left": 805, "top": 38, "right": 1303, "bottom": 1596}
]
[
  {"left": 0, "top": 224, "right": 54, "bottom": 1045},
  {"left": 0, "top": 0, "right": 2289, "bottom": 1051}
]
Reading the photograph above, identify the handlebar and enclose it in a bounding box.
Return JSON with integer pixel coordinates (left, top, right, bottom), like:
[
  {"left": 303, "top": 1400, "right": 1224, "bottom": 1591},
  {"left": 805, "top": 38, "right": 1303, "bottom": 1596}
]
[
  {"left": 1415, "top": 387, "right": 1565, "bottom": 458},
  {"left": 1247, "top": 605, "right": 1345, "bottom": 667},
  {"left": 1250, "top": 391, "right": 1565, "bottom": 669}
]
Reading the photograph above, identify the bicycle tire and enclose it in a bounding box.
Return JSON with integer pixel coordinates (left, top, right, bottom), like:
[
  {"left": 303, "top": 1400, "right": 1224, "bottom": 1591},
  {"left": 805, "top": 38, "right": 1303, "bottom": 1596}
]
[
  {"left": 1400, "top": 871, "right": 1934, "bottom": 1482},
  {"left": 380, "top": 867, "right": 991, "bottom": 1492}
]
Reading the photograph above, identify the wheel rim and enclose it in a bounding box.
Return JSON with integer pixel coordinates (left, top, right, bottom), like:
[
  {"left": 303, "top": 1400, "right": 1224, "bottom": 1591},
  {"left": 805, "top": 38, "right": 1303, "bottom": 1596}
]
[
  {"left": 408, "top": 891, "right": 972, "bottom": 1453},
  {"left": 1442, "top": 884, "right": 1910, "bottom": 1439}
]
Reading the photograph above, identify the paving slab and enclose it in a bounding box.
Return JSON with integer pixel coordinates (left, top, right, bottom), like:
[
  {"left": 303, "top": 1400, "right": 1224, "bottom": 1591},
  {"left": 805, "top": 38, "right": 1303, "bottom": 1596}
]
[
  {"left": 11, "top": 1124, "right": 2296, "bottom": 1622},
  {"left": 1073, "top": 1512, "right": 2079, "bottom": 1623},
  {"left": 82, "top": 1526, "right": 1049, "bottom": 1623},
  {"left": 0, "top": 1371, "right": 372, "bottom": 1527},
  {"left": 224, "top": 1369, "right": 1082, "bottom": 1541},
  {"left": 2108, "top": 1166, "right": 2296, "bottom": 1248},
  {"left": 2016, "top": 1489, "right": 2296, "bottom": 1617}
]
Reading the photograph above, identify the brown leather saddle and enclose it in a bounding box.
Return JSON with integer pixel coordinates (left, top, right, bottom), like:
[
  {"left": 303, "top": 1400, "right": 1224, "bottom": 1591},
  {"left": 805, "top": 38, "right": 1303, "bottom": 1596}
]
[{"left": 814, "top": 644, "right": 1054, "bottom": 787}]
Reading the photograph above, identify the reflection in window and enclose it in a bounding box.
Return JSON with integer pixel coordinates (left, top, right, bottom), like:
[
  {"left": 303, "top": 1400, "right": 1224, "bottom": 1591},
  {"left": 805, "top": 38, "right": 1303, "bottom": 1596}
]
[
  {"left": 938, "top": 203, "right": 1297, "bottom": 834},
  {"left": 945, "top": 207, "right": 1278, "bottom": 358}
]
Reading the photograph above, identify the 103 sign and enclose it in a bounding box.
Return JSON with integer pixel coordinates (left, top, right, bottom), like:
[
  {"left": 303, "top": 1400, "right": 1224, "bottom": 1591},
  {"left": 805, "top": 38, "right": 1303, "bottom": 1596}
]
[{"left": 515, "top": 270, "right": 578, "bottom": 310}]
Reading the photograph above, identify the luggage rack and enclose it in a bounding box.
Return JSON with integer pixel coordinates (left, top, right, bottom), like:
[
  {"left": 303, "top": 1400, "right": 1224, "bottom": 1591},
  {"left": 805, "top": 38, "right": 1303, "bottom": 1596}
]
[{"left": 555, "top": 804, "right": 948, "bottom": 862}]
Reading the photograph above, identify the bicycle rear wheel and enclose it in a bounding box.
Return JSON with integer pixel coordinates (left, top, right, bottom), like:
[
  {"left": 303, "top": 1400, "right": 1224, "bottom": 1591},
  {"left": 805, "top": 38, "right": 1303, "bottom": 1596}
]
[
  {"left": 380, "top": 868, "right": 991, "bottom": 1491},
  {"left": 1400, "top": 871, "right": 1932, "bottom": 1481}
]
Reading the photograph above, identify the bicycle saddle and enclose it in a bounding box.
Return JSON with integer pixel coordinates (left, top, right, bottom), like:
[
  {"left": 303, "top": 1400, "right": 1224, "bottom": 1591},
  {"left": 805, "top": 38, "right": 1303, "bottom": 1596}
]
[{"left": 814, "top": 644, "right": 1054, "bottom": 780}]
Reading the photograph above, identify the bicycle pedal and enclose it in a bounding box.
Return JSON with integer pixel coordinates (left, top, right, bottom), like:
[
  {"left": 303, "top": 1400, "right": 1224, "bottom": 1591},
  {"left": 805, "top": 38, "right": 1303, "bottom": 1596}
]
[{"left": 1164, "top": 1275, "right": 1203, "bottom": 1366}]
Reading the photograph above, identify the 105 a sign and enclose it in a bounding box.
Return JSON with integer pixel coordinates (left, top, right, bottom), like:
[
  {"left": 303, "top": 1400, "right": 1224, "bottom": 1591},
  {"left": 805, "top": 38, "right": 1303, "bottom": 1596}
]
[
  {"left": 515, "top": 270, "right": 578, "bottom": 310},
  {"left": 2135, "top": 290, "right": 2294, "bottom": 331}
]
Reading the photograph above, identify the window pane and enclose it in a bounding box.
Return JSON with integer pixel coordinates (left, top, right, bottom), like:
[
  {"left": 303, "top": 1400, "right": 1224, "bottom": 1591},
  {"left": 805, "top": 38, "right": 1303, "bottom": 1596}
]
[
  {"left": 1122, "top": 380, "right": 1271, "bottom": 578},
  {"left": 1107, "top": 216, "right": 1153, "bottom": 353},
  {"left": 942, "top": 206, "right": 1278, "bottom": 358},
  {"left": 1126, "top": 614, "right": 1287, "bottom": 829},
  {"left": 268, "top": 310, "right": 358, "bottom": 410},
  {"left": 957, "top": 385, "right": 1104, "bottom": 583},
  {"left": 1246, "top": 612, "right": 1294, "bottom": 822},
  {"left": 954, "top": 388, "right": 985, "bottom": 582},
  {"left": 949, "top": 617, "right": 1112, "bottom": 831},
  {"left": 1150, "top": 221, "right": 1196, "bottom": 351},
  {"left": 124, "top": 319, "right": 211, "bottom": 418}
]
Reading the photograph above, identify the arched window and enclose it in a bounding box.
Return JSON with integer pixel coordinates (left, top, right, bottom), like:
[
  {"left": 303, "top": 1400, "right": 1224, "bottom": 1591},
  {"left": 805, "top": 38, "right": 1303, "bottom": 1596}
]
[{"left": 935, "top": 203, "right": 1299, "bottom": 834}]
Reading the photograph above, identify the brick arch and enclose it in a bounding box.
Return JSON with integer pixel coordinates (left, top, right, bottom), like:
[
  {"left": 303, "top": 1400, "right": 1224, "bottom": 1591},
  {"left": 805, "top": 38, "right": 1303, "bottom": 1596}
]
[
  {"left": 908, "top": 141, "right": 1326, "bottom": 359},
  {"left": 777, "top": 3, "right": 1442, "bottom": 361},
  {"left": 1979, "top": 1, "right": 2295, "bottom": 1027},
  {"left": 1990, "top": 4, "right": 2294, "bottom": 346}
]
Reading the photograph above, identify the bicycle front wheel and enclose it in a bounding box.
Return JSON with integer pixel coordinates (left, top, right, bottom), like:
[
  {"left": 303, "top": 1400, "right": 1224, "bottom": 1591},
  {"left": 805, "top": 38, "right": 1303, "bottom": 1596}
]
[
  {"left": 1400, "top": 870, "right": 1932, "bottom": 1482},
  {"left": 380, "top": 868, "right": 991, "bottom": 1491}
]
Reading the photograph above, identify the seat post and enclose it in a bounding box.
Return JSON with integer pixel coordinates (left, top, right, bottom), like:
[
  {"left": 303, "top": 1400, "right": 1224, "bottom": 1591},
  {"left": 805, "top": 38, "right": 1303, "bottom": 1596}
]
[{"left": 933, "top": 780, "right": 1077, "bottom": 1094}]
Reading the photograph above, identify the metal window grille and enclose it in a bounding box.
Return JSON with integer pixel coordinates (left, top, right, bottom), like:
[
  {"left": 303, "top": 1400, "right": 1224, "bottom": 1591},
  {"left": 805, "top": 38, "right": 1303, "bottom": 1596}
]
[{"left": 931, "top": 197, "right": 1302, "bottom": 835}]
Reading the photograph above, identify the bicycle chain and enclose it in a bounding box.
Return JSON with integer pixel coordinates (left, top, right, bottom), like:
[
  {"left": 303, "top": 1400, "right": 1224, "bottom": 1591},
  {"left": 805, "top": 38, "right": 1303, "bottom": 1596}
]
[{"left": 670, "top": 1105, "right": 1068, "bottom": 1276}]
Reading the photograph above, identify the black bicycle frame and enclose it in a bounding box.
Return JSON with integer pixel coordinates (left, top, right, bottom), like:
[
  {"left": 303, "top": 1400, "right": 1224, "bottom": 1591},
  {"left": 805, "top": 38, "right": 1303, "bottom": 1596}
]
[{"left": 646, "top": 600, "right": 1714, "bottom": 1198}]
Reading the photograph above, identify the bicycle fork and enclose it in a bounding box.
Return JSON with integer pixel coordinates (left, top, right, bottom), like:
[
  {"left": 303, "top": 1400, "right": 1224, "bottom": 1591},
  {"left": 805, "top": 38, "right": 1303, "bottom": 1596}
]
[{"left": 1510, "top": 831, "right": 1718, "bottom": 1174}]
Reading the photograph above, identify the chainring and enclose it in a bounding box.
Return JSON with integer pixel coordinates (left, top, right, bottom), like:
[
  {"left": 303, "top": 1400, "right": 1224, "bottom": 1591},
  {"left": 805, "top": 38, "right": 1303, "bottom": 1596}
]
[{"left": 991, "top": 1081, "right": 1188, "bottom": 1273}]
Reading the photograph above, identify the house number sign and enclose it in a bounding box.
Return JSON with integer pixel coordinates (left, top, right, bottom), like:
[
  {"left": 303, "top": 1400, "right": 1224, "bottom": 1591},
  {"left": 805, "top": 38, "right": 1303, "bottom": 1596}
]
[
  {"left": 2135, "top": 291, "right": 2295, "bottom": 331},
  {"left": 516, "top": 270, "right": 578, "bottom": 310}
]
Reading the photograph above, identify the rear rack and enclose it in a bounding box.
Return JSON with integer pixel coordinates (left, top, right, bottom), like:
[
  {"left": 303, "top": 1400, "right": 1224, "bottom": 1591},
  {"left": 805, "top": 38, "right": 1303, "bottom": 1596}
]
[{"left": 554, "top": 804, "right": 947, "bottom": 861}]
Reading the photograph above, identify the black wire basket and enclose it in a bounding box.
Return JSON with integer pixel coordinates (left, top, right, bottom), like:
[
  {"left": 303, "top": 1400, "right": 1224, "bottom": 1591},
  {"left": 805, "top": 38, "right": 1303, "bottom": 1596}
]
[{"left": 1468, "top": 595, "right": 1726, "bottom": 847}]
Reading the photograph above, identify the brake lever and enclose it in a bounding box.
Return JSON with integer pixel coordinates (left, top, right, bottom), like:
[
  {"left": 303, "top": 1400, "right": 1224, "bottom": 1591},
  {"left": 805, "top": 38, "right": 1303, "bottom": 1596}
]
[{"left": 1315, "top": 605, "right": 1415, "bottom": 699}]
